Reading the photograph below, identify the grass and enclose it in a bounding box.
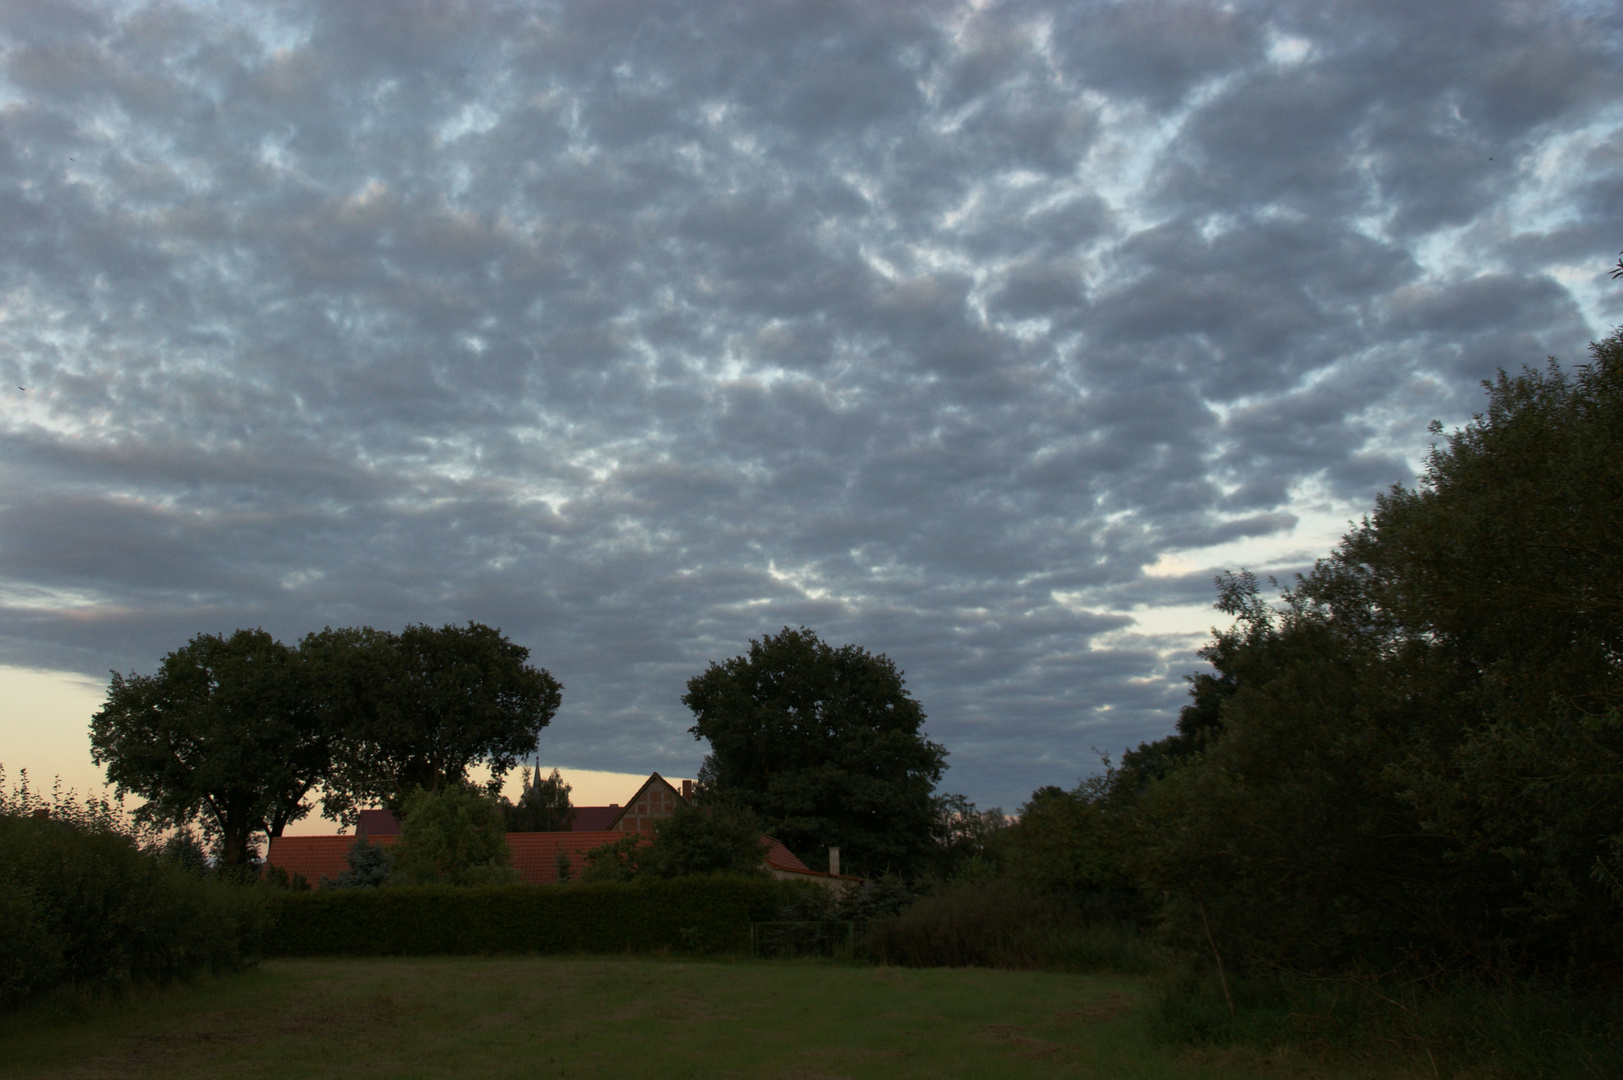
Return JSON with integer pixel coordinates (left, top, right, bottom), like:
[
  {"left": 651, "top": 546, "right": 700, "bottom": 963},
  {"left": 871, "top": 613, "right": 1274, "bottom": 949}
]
[{"left": 0, "top": 956, "right": 1394, "bottom": 1080}]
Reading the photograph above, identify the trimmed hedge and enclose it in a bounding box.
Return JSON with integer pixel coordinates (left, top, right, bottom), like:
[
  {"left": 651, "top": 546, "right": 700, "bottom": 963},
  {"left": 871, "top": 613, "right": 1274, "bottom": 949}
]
[{"left": 265, "top": 875, "right": 813, "bottom": 956}]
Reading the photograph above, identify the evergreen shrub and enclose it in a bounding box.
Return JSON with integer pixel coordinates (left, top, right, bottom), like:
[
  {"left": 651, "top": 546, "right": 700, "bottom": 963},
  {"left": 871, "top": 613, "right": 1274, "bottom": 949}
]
[{"left": 265, "top": 875, "right": 811, "bottom": 956}]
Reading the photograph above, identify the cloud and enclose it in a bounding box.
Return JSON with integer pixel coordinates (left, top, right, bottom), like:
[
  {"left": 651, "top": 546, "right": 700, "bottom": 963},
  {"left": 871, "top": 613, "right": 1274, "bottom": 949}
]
[{"left": 0, "top": 0, "right": 1618, "bottom": 808}]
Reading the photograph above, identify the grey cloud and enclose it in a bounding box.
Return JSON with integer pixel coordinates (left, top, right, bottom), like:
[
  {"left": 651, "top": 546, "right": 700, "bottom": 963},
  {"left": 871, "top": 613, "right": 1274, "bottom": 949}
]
[{"left": 0, "top": 0, "right": 1618, "bottom": 809}]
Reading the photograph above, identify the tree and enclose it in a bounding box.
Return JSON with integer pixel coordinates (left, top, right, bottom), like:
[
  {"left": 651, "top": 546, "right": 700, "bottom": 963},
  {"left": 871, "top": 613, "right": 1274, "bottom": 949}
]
[
  {"left": 320, "top": 835, "right": 393, "bottom": 889},
  {"left": 1127, "top": 328, "right": 1623, "bottom": 980},
  {"left": 578, "top": 804, "right": 769, "bottom": 881},
  {"left": 501, "top": 766, "right": 576, "bottom": 832},
  {"left": 90, "top": 629, "right": 331, "bottom": 868},
  {"left": 642, "top": 803, "right": 770, "bottom": 878},
  {"left": 307, "top": 622, "right": 563, "bottom": 821},
  {"left": 389, "top": 784, "right": 515, "bottom": 886},
  {"left": 683, "top": 627, "right": 947, "bottom": 877}
]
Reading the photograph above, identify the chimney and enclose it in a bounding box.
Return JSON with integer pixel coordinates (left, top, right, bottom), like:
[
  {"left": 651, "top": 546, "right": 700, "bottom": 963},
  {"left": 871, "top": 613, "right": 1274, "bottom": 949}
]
[
  {"left": 828, "top": 846, "right": 840, "bottom": 877},
  {"left": 681, "top": 780, "right": 693, "bottom": 801}
]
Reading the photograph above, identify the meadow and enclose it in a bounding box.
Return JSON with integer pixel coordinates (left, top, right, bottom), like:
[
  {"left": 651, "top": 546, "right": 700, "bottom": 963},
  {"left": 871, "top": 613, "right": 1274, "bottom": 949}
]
[{"left": 0, "top": 956, "right": 1384, "bottom": 1080}]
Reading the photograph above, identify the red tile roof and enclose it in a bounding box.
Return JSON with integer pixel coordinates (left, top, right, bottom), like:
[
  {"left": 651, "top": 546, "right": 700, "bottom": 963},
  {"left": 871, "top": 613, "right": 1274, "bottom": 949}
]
[
  {"left": 508, "top": 831, "right": 635, "bottom": 884},
  {"left": 266, "top": 833, "right": 398, "bottom": 885},
  {"left": 264, "top": 831, "right": 635, "bottom": 887},
  {"left": 570, "top": 806, "right": 621, "bottom": 831},
  {"left": 763, "top": 836, "right": 811, "bottom": 874}
]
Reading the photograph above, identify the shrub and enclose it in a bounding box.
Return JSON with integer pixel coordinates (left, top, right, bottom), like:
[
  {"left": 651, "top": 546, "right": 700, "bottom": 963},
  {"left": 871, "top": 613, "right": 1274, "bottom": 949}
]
[
  {"left": 319, "top": 834, "right": 394, "bottom": 889},
  {"left": 862, "top": 877, "right": 1154, "bottom": 973},
  {"left": 265, "top": 875, "right": 807, "bottom": 956},
  {"left": 391, "top": 785, "right": 511, "bottom": 886},
  {"left": 0, "top": 779, "right": 264, "bottom": 1009}
]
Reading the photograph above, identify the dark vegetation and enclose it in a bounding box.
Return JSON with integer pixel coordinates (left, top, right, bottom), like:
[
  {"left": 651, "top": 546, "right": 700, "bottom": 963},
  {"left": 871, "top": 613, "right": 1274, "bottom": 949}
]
[
  {"left": 0, "top": 771, "right": 264, "bottom": 1011},
  {"left": 89, "top": 621, "right": 560, "bottom": 868},
  {"left": 855, "top": 327, "right": 1623, "bottom": 1078},
  {"left": 267, "top": 876, "right": 812, "bottom": 957},
  {"left": 9, "top": 327, "right": 1621, "bottom": 1075},
  {"left": 684, "top": 626, "right": 947, "bottom": 879}
]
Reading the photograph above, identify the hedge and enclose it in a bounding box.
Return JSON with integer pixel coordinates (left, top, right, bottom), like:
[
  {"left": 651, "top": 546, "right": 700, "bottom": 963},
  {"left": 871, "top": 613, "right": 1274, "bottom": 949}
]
[{"left": 265, "top": 875, "right": 814, "bottom": 956}]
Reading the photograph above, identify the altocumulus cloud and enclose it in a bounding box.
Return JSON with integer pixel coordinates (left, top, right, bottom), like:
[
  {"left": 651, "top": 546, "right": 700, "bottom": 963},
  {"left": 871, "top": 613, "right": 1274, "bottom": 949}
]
[{"left": 0, "top": 0, "right": 1619, "bottom": 808}]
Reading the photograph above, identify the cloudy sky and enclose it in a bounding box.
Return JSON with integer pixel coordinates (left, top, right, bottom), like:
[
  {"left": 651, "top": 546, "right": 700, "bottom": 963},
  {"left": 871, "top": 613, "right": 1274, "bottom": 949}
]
[{"left": 1, "top": 0, "right": 1620, "bottom": 813}]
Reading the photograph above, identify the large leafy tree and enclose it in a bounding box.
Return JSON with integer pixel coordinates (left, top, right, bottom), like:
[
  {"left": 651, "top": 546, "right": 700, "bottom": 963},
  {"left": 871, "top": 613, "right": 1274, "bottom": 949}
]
[
  {"left": 1130, "top": 328, "right": 1623, "bottom": 981},
  {"left": 307, "top": 622, "right": 562, "bottom": 821},
  {"left": 683, "top": 626, "right": 946, "bottom": 877},
  {"left": 90, "top": 628, "right": 331, "bottom": 867}
]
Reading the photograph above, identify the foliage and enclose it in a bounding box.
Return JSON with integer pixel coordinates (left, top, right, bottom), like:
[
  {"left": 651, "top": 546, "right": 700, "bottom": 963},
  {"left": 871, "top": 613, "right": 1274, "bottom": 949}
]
[
  {"left": 89, "top": 629, "right": 331, "bottom": 867},
  {"left": 390, "top": 785, "right": 515, "bottom": 886},
  {"left": 579, "top": 833, "right": 645, "bottom": 882},
  {"left": 501, "top": 766, "right": 576, "bottom": 832},
  {"left": 578, "top": 805, "right": 772, "bottom": 882},
  {"left": 642, "top": 803, "right": 770, "bottom": 878},
  {"left": 995, "top": 780, "right": 1142, "bottom": 920},
  {"left": 306, "top": 622, "right": 562, "bottom": 822},
  {"left": 1123, "top": 328, "right": 1623, "bottom": 984},
  {"left": 264, "top": 876, "right": 808, "bottom": 956},
  {"left": 0, "top": 767, "right": 262, "bottom": 1010},
  {"left": 319, "top": 835, "right": 394, "bottom": 889},
  {"left": 864, "top": 878, "right": 1155, "bottom": 974},
  {"left": 928, "top": 793, "right": 1010, "bottom": 881},
  {"left": 684, "top": 626, "right": 947, "bottom": 878}
]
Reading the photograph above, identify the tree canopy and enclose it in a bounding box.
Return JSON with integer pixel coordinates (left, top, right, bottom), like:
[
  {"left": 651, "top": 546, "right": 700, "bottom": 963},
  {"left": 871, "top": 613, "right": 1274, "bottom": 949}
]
[
  {"left": 684, "top": 626, "right": 946, "bottom": 877},
  {"left": 306, "top": 622, "right": 562, "bottom": 821},
  {"left": 90, "top": 620, "right": 560, "bottom": 863},
  {"left": 1114, "top": 328, "right": 1623, "bottom": 981},
  {"left": 90, "top": 628, "right": 331, "bottom": 867}
]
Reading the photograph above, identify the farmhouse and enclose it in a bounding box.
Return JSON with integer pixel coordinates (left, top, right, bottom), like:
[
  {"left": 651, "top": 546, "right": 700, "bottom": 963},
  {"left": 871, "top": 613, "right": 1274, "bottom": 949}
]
[{"left": 264, "top": 771, "right": 858, "bottom": 890}]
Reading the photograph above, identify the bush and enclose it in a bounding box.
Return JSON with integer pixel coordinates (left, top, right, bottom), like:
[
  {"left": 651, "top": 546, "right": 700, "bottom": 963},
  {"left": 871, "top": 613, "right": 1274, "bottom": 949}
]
[
  {"left": 265, "top": 875, "right": 810, "bottom": 956},
  {"left": 0, "top": 808, "right": 263, "bottom": 1009},
  {"left": 319, "top": 834, "right": 393, "bottom": 889},
  {"left": 862, "top": 878, "right": 1154, "bottom": 973},
  {"left": 391, "top": 785, "right": 511, "bottom": 886}
]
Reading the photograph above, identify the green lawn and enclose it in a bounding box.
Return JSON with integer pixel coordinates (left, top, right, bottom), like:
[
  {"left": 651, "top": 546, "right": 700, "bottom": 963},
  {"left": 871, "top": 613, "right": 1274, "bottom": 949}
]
[{"left": 0, "top": 957, "right": 1372, "bottom": 1079}]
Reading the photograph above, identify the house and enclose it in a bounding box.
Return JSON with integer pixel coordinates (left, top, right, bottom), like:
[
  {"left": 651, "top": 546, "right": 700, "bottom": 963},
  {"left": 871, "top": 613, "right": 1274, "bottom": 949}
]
[{"left": 264, "top": 772, "right": 861, "bottom": 892}]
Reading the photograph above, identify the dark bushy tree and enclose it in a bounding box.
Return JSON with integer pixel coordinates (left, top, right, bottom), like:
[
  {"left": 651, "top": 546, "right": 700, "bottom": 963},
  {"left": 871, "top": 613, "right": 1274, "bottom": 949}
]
[
  {"left": 684, "top": 627, "right": 947, "bottom": 878},
  {"left": 502, "top": 766, "right": 576, "bottom": 832},
  {"left": 306, "top": 622, "right": 562, "bottom": 822},
  {"left": 90, "top": 629, "right": 331, "bottom": 867},
  {"left": 320, "top": 835, "right": 394, "bottom": 889},
  {"left": 390, "top": 785, "right": 516, "bottom": 886},
  {"left": 1129, "top": 329, "right": 1623, "bottom": 981}
]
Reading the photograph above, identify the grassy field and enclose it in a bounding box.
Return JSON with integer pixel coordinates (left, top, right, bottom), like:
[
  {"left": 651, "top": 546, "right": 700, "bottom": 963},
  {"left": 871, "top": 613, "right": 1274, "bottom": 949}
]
[{"left": 0, "top": 956, "right": 1396, "bottom": 1080}]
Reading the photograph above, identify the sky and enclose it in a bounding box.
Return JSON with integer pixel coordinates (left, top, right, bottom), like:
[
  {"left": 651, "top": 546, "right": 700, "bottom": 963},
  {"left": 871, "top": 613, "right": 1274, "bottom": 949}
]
[{"left": 1, "top": 0, "right": 1620, "bottom": 818}]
